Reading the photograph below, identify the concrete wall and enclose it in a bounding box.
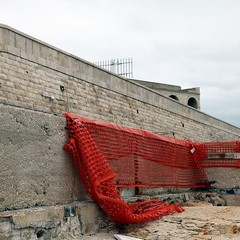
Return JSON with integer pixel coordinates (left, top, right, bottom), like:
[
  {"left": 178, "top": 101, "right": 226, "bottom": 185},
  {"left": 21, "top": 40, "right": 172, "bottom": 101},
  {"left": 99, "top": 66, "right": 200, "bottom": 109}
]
[
  {"left": 0, "top": 104, "right": 86, "bottom": 211},
  {"left": 1, "top": 24, "right": 240, "bottom": 211}
]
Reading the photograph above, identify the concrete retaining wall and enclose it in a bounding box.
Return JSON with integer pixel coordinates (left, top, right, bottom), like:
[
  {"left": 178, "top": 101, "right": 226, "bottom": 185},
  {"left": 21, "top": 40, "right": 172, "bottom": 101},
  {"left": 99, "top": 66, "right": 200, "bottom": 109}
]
[{"left": 0, "top": 24, "right": 240, "bottom": 211}]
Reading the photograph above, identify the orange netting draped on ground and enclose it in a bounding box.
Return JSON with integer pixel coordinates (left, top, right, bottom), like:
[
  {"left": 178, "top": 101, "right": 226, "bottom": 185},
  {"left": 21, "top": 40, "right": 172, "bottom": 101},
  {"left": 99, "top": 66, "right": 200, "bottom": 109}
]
[{"left": 64, "top": 113, "right": 240, "bottom": 224}]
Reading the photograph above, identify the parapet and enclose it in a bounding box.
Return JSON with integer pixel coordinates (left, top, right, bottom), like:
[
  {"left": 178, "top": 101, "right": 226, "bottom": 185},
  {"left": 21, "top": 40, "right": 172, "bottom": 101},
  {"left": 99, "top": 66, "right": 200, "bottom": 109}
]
[{"left": 131, "top": 79, "right": 200, "bottom": 110}]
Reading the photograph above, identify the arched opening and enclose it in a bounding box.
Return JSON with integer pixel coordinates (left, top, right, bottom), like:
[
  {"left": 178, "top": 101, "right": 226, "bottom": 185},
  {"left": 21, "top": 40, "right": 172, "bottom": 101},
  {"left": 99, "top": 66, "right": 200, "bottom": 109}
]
[
  {"left": 169, "top": 95, "right": 179, "bottom": 101},
  {"left": 188, "top": 97, "right": 198, "bottom": 109}
]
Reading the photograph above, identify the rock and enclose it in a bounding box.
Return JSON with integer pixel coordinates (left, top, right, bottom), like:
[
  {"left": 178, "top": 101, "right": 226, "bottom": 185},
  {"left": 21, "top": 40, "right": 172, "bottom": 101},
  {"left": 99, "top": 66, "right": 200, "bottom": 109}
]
[{"left": 209, "top": 196, "right": 226, "bottom": 206}]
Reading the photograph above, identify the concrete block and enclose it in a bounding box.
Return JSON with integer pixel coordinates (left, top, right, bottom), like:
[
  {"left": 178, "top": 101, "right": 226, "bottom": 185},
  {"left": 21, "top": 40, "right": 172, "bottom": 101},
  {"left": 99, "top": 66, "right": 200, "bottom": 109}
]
[
  {"left": 0, "top": 104, "right": 87, "bottom": 211},
  {"left": 15, "top": 34, "right": 25, "bottom": 51},
  {"left": 205, "top": 168, "right": 240, "bottom": 189}
]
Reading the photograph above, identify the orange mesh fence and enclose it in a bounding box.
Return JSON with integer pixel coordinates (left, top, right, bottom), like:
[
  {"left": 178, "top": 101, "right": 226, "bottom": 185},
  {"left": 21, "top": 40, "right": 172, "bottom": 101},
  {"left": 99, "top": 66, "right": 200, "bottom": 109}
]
[
  {"left": 192, "top": 141, "right": 240, "bottom": 168},
  {"left": 64, "top": 113, "right": 240, "bottom": 224}
]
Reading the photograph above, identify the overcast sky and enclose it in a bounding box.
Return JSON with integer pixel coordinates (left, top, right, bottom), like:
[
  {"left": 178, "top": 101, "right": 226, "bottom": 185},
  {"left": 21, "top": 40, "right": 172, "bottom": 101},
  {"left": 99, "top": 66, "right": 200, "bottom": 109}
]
[{"left": 1, "top": 0, "right": 240, "bottom": 127}]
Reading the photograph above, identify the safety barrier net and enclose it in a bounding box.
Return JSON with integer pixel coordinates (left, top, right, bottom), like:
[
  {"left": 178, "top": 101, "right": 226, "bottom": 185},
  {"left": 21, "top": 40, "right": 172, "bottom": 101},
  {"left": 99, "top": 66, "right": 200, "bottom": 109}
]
[{"left": 64, "top": 113, "right": 240, "bottom": 224}]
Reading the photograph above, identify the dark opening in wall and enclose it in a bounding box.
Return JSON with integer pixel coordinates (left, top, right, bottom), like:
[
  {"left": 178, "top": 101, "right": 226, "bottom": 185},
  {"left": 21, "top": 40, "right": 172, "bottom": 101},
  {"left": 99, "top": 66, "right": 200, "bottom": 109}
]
[
  {"left": 188, "top": 97, "right": 198, "bottom": 109},
  {"left": 169, "top": 95, "right": 179, "bottom": 101},
  {"left": 36, "top": 229, "right": 45, "bottom": 238}
]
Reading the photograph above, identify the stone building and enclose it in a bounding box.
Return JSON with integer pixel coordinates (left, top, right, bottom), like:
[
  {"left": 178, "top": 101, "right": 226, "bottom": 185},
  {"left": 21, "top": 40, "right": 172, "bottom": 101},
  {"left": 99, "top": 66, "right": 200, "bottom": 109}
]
[{"left": 131, "top": 79, "right": 200, "bottom": 109}]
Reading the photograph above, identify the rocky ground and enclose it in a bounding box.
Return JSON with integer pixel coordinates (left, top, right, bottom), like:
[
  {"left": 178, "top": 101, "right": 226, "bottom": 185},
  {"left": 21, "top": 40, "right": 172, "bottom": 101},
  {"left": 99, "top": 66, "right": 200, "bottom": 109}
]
[
  {"left": 61, "top": 202, "right": 240, "bottom": 240},
  {"left": 1, "top": 192, "right": 239, "bottom": 239}
]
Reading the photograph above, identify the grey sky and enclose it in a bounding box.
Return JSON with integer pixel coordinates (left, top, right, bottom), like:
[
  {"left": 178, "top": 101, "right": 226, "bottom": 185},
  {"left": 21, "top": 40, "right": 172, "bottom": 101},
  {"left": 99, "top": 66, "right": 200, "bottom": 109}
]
[{"left": 1, "top": 0, "right": 240, "bottom": 127}]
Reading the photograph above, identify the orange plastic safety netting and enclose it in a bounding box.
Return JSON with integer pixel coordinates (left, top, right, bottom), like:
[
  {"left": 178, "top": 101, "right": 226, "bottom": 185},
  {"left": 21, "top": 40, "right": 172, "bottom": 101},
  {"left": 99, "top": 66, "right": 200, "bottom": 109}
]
[{"left": 64, "top": 113, "right": 240, "bottom": 224}]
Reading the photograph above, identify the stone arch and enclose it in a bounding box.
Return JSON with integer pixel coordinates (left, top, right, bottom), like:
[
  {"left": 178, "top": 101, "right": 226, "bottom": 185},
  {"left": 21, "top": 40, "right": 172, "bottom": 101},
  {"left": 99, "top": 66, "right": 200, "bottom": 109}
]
[
  {"left": 188, "top": 97, "right": 198, "bottom": 109},
  {"left": 169, "top": 95, "right": 179, "bottom": 101}
]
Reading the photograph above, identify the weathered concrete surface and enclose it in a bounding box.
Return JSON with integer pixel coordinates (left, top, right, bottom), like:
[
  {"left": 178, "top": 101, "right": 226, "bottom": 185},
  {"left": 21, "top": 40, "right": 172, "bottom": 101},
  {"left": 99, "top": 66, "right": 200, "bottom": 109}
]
[
  {"left": 205, "top": 168, "right": 240, "bottom": 189},
  {"left": 1, "top": 104, "right": 240, "bottom": 211},
  {"left": 0, "top": 201, "right": 107, "bottom": 240},
  {"left": 0, "top": 104, "right": 87, "bottom": 211}
]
